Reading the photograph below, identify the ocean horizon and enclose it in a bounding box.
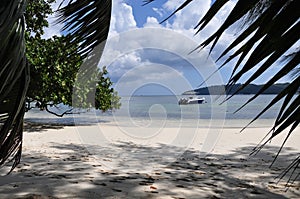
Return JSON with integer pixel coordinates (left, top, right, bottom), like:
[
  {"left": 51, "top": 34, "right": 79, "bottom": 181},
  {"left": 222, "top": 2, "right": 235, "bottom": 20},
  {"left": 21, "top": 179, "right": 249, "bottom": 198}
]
[{"left": 25, "top": 95, "right": 282, "bottom": 128}]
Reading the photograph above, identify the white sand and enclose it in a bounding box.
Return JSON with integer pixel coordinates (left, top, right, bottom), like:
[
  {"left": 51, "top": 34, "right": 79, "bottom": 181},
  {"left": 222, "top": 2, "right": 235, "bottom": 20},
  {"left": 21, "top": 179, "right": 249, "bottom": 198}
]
[{"left": 0, "top": 120, "right": 299, "bottom": 198}]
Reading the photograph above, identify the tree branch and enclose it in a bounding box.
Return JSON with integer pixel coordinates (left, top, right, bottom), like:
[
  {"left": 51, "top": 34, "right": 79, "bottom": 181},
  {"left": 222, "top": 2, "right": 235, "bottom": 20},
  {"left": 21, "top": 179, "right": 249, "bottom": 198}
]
[{"left": 45, "top": 105, "right": 74, "bottom": 117}]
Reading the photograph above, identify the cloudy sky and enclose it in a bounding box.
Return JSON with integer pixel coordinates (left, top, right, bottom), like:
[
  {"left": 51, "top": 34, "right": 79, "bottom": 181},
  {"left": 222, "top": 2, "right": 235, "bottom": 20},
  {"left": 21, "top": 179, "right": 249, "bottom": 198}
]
[{"left": 45, "top": 0, "right": 288, "bottom": 96}]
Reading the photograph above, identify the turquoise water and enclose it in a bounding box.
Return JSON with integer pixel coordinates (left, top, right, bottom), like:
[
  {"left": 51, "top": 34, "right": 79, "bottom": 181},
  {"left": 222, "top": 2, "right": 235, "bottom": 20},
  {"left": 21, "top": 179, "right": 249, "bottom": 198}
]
[
  {"left": 25, "top": 95, "right": 282, "bottom": 126},
  {"left": 111, "top": 95, "right": 280, "bottom": 120}
]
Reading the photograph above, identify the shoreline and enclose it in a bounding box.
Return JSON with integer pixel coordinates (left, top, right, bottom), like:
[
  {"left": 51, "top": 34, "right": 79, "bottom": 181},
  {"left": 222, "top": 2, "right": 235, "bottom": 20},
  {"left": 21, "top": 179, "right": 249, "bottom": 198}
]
[{"left": 24, "top": 116, "right": 278, "bottom": 127}]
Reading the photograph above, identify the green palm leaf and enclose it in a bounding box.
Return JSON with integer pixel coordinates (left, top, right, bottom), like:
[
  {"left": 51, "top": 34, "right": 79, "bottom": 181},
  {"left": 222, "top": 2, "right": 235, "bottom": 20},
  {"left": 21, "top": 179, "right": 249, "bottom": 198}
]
[{"left": 0, "top": 0, "right": 29, "bottom": 173}]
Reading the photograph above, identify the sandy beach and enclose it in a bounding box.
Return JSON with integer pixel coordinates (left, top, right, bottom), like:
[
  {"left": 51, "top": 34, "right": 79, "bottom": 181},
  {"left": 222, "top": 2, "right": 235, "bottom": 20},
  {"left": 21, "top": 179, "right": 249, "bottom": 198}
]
[{"left": 0, "top": 119, "right": 299, "bottom": 198}]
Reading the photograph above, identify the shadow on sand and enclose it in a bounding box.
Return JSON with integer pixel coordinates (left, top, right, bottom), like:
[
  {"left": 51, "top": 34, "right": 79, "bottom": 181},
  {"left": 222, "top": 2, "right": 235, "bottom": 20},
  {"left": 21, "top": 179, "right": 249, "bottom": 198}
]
[
  {"left": 0, "top": 140, "right": 299, "bottom": 198},
  {"left": 24, "top": 118, "right": 110, "bottom": 133}
]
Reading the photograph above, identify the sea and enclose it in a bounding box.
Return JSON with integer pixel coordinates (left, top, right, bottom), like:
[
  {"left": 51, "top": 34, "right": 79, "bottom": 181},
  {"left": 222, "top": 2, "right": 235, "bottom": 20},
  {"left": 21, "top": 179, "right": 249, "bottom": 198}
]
[{"left": 25, "top": 95, "right": 283, "bottom": 128}]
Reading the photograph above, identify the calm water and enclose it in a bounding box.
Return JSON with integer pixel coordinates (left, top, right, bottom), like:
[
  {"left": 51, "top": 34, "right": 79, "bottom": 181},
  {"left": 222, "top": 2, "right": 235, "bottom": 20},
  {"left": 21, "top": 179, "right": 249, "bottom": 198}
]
[
  {"left": 25, "top": 95, "right": 282, "bottom": 126},
  {"left": 116, "top": 95, "right": 281, "bottom": 120}
]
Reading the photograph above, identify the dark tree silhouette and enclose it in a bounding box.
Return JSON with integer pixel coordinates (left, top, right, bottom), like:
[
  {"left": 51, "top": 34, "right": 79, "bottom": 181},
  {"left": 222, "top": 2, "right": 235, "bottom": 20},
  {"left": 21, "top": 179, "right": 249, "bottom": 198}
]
[{"left": 0, "top": 0, "right": 29, "bottom": 173}]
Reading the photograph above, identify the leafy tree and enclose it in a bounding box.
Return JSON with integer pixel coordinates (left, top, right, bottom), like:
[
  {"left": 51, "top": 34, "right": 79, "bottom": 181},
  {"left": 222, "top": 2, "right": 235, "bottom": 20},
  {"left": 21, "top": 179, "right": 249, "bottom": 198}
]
[
  {"left": 24, "top": 0, "right": 55, "bottom": 38},
  {"left": 0, "top": 0, "right": 113, "bottom": 171},
  {"left": 25, "top": 34, "right": 120, "bottom": 116},
  {"left": 26, "top": 35, "right": 80, "bottom": 112},
  {"left": 73, "top": 65, "right": 121, "bottom": 113},
  {"left": 95, "top": 67, "right": 121, "bottom": 112},
  {"left": 25, "top": 0, "right": 120, "bottom": 116}
]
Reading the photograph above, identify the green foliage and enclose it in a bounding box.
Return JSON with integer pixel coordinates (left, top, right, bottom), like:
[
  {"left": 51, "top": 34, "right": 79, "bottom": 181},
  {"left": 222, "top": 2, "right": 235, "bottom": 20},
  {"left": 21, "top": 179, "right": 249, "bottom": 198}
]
[
  {"left": 73, "top": 66, "right": 121, "bottom": 112},
  {"left": 25, "top": 35, "right": 82, "bottom": 109},
  {"left": 25, "top": 0, "right": 55, "bottom": 38},
  {"left": 25, "top": 35, "right": 121, "bottom": 114},
  {"left": 95, "top": 67, "right": 121, "bottom": 111},
  {"left": 0, "top": 0, "right": 113, "bottom": 172},
  {"left": 24, "top": 0, "right": 120, "bottom": 113}
]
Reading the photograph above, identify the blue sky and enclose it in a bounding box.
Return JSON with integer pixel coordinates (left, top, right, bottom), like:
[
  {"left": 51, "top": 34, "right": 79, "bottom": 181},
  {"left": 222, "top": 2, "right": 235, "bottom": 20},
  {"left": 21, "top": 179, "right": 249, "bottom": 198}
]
[
  {"left": 124, "top": 0, "right": 169, "bottom": 27},
  {"left": 103, "top": 0, "right": 235, "bottom": 95},
  {"left": 45, "top": 0, "right": 291, "bottom": 96}
]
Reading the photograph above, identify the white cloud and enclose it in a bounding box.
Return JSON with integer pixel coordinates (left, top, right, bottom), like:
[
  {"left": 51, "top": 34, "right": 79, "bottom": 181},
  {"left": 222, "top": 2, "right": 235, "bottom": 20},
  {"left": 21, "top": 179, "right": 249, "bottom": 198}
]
[
  {"left": 165, "top": 0, "right": 210, "bottom": 30},
  {"left": 109, "top": 0, "right": 137, "bottom": 37},
  {"left": 152, "top": 7, "right": 164, "bottom": 18},
  {"left": 114, "top": 63, "right": 191, "bottom": 96},
  {"left": 98, "top": 28, "right": 222, "bottom": 95},
  {"left": 108, "top": 51, "right": 144, "bottom": 78},
  {"left": 143, "top": 17, "right": 162, "bottom": 28},
  {"left": 162, "top": 0, "right": 238, "bottom": 60},
  {"left": 82, "top": 0, "right": 238, "bottom": 95},
  {"left": 42, "top": 1, "right": 67, "bottom": 39},
  {"left": 162, "top": 0, "right": 186, "bottom": 11}
]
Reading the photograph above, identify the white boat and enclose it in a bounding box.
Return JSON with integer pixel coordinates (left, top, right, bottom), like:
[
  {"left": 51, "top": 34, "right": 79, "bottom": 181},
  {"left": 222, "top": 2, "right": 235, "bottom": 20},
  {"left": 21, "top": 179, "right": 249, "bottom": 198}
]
[{"left": 178, "top": 96, "right": 206, "bottom": 105}]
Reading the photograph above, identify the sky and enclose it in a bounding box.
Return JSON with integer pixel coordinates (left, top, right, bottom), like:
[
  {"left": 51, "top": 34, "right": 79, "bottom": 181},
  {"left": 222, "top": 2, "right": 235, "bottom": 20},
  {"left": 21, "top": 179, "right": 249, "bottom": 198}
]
[{"left": 44, "top": 0, "right": 290, "bottom": 96}]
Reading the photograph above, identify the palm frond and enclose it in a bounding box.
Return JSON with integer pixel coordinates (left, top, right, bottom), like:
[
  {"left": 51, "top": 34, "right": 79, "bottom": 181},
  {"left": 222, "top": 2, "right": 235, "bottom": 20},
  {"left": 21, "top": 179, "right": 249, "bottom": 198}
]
[
  {"left": 56, "top": 0, "right": 111, "bottom": 58},
  {"left": 160, "top": 0, "right": 193, "bottom": 24},
  {"left": 204, "top": 1, "right": 300, "bottom": 150},
  {"left": 0, "top": 0, "right": 29, "bottom": 173},
  {"left": 148, "top": 0, "right": 300, "bottom": 181}
]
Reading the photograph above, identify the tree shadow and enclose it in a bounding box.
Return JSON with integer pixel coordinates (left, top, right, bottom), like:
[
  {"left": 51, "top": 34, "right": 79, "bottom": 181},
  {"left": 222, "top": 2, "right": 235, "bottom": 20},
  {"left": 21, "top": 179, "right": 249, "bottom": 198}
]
[
  {"left": 0, "top": 142, "right": 299, "bottom": 198},
  {"left": 24, "top": 118, "right": 110, "bottom": 133}
]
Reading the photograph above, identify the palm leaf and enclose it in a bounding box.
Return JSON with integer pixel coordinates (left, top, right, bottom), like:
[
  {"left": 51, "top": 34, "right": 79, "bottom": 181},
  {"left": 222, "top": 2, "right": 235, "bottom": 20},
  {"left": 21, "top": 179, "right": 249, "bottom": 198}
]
[
  {"left": 160, "top": 0, "right": 193, "bottom": 24},
  {"left": 206, "top": 1, "right": 299, "bottom": 181},
  {"left": 194, "top": 0, "right": 229, "bottom": 33},
  {"left": 194, "top": 0, "right": 260, "bottom": 54},
  {"left": 56, "top": 0, "right": 111, "bottom": 58},
  {"left": 147, "top": 0, "right": 300, "bottom": 181},
  {"left": 0, "top": 0, "right": 29, "bottom": 172}
]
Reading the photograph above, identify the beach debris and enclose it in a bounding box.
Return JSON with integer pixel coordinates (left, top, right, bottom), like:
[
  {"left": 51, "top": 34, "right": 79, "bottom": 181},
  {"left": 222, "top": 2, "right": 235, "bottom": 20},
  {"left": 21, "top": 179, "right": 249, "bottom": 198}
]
[
  {"left": 194, "top": 171, "right": 206, "bottom": 175},
  {"left": 150, "top": 185, "right": 157, "bottom": 190},
  {"left": 112, "top": 188, "right": 122, "bottom": 192}
]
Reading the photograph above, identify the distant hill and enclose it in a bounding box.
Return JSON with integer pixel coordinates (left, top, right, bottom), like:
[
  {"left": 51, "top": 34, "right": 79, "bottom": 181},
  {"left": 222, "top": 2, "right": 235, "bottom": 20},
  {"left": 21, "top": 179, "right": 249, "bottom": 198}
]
[{"left": 182, "top": 83, "right": 290, "bottom": 95}]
